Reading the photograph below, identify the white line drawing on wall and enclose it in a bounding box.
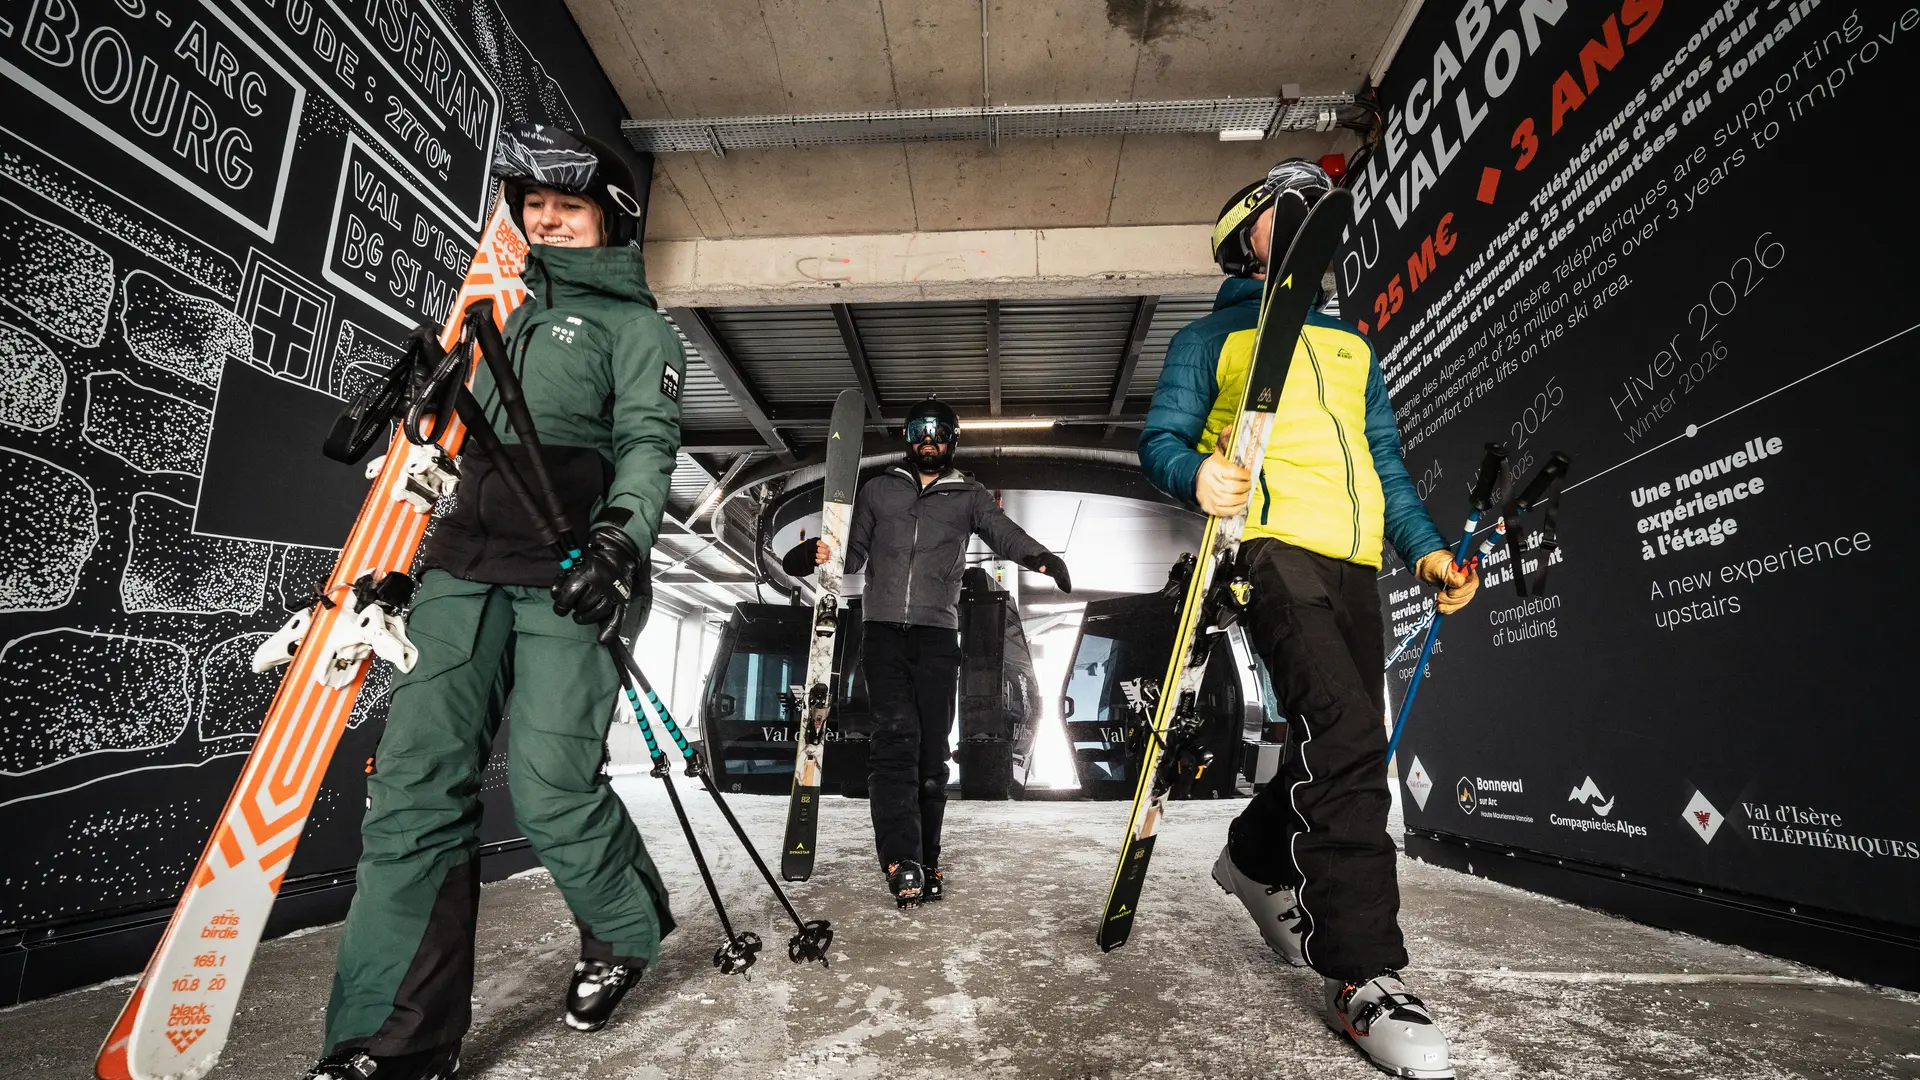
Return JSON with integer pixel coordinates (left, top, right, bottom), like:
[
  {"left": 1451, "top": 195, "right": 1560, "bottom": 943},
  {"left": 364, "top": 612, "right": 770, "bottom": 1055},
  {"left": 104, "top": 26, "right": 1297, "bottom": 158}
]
[
  {"left": 0, "top": 0, "right": 306, "bottom": 242},
  {"left": 347, "top": 658, "right": 392, "bottom": 731},
  {"left": 329, "top": 317, "right": 406, "bottom": 402},
  {"left": 120, "top": 269, "right": 251, "bottom": 388},
  {"left": 0, "top": 195, "right": 114, "bottom": 347},
  {"left": 231, "top": 0, "right": 501, "bottom": 227},
  {"left": 0, "top": 447, "right": 97, "bottom": 614},
  {"left": 82, "top": 370, "right": 213, "bottom": 476},
  {"left": 0, "top": 319, "right": 66, "bottom": 433},
  {"left": 0, "top": 628, "right": 192, "bottom": 775},
  {"left": 199, "top": 632, "right": 277, "bottom": 741},
  {"left": 462, "top": 0, "right": 582, "bottom": 130},
  {"left": 274, "top": 543, "right": 340, "bottom": 611},
  {"left": 0, "top": 754, "right": 251, "bottom": 813},
  {"left": 238, "top": 249, "right": 337, "bottom": 392},
  {"left": 0, "top": 124, "right": 243, "bottom": 301},
  {"left": 121, "top": 492, "right": 270, "bottom": 615}
]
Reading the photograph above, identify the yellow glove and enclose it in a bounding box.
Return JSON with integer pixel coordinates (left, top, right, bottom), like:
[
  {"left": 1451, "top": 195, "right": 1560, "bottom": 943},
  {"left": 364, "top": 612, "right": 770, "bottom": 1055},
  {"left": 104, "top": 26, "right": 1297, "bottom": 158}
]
[{"left": 1415, "top": 550, "right": 1479, "bottom": 615}]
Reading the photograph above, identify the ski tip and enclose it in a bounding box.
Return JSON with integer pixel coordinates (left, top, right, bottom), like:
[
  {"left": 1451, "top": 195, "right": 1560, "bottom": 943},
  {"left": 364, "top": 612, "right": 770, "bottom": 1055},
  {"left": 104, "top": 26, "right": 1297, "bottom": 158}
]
[{"left": 93, "top": 982, "right": 143, "bottom": 1080}]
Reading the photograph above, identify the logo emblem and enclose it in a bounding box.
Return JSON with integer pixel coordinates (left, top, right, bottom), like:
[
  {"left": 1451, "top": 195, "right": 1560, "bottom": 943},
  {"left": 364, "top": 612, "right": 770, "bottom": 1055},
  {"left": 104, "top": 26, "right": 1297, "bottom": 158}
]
[
  {"left": 1455, "top": 777, "right": 1478, "bottom": 815},
  {"left": 660, "top": 365, "right": 682, "bottom": 401},
  {"left": 1682, "top": 790, "right": 1723, "bottom": 844},
  {"left": 1404, "top": 756, "right": 1433, "bottom": 811},
  {"left": 1119, "top": 677, "right": 1160, "bottom": 717},
  {"left": 1568, "top": 776, "right": 1616, "bottom": 817}
]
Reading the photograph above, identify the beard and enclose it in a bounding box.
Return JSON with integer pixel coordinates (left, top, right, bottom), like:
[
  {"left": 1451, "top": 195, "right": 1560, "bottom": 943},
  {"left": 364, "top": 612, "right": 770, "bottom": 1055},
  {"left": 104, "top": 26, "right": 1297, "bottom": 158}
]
[{"left": 911, "top": 443, "right": 948, "bottom": 471}]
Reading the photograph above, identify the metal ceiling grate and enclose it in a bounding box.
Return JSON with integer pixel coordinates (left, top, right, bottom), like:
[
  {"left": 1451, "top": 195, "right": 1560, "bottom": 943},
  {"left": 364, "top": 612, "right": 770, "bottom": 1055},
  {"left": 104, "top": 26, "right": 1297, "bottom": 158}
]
[{"left": 624, "top": 96, "right": 1357, "bottom": 154}]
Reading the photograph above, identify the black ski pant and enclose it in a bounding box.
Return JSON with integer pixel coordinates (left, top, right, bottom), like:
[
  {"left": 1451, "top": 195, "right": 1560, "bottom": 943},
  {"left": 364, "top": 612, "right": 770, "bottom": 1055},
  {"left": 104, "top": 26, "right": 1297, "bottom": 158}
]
[
  {"left": 1225, "top": 539, "right": 1405, "bottom": 984},
  {"left": 863, "top": 622, "right": 961, "bottom": 870}
]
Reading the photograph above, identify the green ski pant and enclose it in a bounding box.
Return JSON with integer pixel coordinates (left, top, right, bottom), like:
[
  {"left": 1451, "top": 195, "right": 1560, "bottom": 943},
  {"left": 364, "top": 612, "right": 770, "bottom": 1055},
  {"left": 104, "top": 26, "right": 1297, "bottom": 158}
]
[{"left": 325, "top": 570, "right": 673, "bottom": 1054}]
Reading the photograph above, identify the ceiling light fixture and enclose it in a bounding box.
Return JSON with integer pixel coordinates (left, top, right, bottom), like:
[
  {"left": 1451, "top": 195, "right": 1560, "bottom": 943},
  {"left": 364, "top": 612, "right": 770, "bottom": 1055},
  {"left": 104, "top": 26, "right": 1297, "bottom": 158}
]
[
  {"left": 1218, "top": 128, "right": 1266, "bottom": 141},
  {"left": 963, "top": 418, "right": 1058, "bottom": 430}
]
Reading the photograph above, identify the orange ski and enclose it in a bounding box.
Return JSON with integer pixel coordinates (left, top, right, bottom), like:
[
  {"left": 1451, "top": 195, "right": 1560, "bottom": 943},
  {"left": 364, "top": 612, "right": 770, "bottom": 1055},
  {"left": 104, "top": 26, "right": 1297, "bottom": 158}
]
[{"left": 94, "top": 205, "right": 528, "bottom": 1080}]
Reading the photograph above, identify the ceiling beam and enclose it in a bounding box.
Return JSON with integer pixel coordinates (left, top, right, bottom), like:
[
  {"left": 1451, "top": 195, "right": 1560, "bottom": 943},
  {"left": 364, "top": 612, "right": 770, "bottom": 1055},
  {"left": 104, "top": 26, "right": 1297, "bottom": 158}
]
[
  {"left": 986, "top": 299, "right": 1002, "bottom": 416},
  {"left": 680, "top": 432, "right": 773, "bottom": 455},
  {"left": 659, "top": 571, "right": 758, "bottom": 586},
  {"left": 666, "top": 306, "right": 796, "bottom": 465},
  {"left": 1107, "top": 295, "right": 1159, "bottom": 437},
  {"left": 769, "top": 403, "right": 1144, "bottom": 426},
  {"left": 830, "top": 303, "right": 886, "bottom": 424}
]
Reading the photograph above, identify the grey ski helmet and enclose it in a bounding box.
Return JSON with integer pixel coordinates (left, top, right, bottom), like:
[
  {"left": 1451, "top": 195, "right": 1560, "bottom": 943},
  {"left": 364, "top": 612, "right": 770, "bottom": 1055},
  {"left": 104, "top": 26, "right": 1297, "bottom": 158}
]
[
  {"left": 1212, "top": 158, "right": 1333, "bottom": 277},
  {"left": 493, "top": 121, "right": 645, "bottom": 247},
  {"left": 903, "top": 398, "right": 959, "bottom": 472}
]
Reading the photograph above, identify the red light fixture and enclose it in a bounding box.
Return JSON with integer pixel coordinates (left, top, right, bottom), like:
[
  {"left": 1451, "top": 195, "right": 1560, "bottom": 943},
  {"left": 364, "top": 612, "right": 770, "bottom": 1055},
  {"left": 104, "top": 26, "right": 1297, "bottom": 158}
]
[{"left": 1320, "top": 153, "right": 1348, "bottom": 184}]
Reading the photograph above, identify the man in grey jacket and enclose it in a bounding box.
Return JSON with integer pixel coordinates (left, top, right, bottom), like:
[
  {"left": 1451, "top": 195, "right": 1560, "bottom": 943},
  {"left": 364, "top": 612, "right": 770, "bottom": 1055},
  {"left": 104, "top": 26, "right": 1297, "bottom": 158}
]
[{"left": 783, "top": 399, "right": 1069, "bottom": 904}]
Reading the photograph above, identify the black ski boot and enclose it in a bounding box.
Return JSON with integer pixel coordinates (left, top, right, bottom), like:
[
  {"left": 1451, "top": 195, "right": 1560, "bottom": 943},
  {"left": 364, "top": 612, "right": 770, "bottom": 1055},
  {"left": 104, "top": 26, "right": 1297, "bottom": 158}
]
[
  {"left": 565, "top": 959, "right": 641, "bottom": 1032},
  {"left": 303, "top": 1043, "right": 459, "bottom": 1079},
  {"left": 885, "top": 860, "right": 926, "bottom": 907},
  {"left": 922, "top": 863, "right": 944, "bottom": 902}
]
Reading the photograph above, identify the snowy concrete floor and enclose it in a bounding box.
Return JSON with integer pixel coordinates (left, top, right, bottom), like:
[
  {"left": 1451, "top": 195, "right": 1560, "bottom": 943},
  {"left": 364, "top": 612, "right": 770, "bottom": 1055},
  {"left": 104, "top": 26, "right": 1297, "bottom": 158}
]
[{"left": 6, "top": 780, "right": 1918, "bottom": 1080}]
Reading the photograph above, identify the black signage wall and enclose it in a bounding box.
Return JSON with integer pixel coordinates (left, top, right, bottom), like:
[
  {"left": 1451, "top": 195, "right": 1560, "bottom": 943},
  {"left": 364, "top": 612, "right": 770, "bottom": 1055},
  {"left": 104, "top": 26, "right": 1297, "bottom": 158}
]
[
  {"left": 0, "top": 0, "right": 643, "bottom": 1003},
  {"left": 1343, "top": 0, "right": 1918, "bottom": 983}
]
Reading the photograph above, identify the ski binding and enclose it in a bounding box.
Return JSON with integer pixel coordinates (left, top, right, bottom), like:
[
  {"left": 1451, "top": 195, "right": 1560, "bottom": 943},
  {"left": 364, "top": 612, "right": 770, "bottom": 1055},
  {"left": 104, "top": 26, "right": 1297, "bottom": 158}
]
[
  {"left": 314, "top": 572, "right": 420, "bottom": 689},
  {"left": 367, "top": 442, "right": 458, "bottom": 514}
]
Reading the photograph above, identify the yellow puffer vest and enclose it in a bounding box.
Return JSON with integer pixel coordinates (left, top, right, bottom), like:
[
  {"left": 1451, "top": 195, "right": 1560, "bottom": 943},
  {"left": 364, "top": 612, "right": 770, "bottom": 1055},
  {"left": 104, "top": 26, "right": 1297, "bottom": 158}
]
[{"left": 1197, "top": 316, "right": 1386, "bottom": 567}]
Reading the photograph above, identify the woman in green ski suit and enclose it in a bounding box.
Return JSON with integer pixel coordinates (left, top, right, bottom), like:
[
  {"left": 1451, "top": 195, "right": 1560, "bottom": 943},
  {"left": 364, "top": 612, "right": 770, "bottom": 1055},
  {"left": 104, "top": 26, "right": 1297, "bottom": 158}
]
[{"left": 310, "top": 124, "right": 687, "bottom": 1080}]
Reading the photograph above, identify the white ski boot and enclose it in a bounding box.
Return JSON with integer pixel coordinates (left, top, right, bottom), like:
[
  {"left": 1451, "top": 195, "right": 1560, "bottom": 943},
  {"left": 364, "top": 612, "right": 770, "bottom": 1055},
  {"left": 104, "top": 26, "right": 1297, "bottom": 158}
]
[
  {"left": 1210, "top": 843, "right": 1305, "bottom": 965},
  {"left": 1324, "top": 972, "right": 1454, "bottom": 1078}
]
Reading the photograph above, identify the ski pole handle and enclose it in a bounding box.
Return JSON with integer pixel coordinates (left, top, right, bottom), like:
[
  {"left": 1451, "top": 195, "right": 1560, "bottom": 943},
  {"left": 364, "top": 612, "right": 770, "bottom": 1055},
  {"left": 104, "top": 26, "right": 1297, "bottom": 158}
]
[
  {"left": 450, "top": 387, "right": 567, "bottom": 557},
  {"left": 1468, "top": 442, "right": 1507, "bottom": 514},
  {"left": 466, "top": 302, "right": 581, "bottom": 554},
  {"left": 1512, "top": 451, "right": 1571, "bottom": 511}
]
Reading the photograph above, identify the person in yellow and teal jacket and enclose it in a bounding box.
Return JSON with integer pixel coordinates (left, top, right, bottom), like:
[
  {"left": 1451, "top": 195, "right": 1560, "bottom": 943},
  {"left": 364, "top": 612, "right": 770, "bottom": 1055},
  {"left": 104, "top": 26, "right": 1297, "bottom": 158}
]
[{"left": 1137, "top": 159, "right": 1477, "bottom": 1080}]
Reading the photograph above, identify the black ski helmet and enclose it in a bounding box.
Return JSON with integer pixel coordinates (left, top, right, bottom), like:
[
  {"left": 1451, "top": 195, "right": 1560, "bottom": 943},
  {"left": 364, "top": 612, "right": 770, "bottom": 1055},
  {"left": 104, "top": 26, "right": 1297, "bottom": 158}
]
[
  {"left": 493, "top": 121, "right": 645, "bottom": 247},
  {"left": 903, "top": 398, "right": 959, "bottom": 472},
  {"left": 1212, "top": 158, "right": 1333, "bottom": 277}
]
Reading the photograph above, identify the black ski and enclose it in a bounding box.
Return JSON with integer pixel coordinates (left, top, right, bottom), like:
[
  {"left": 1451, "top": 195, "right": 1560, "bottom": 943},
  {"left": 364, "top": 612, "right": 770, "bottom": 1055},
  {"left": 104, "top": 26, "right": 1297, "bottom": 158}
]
[
  {"left": 782, "top": 388, "right": 866, "bottom": 881},
  {"left": 1098, "top": 188, "right": 1355, "bottom": 952}
]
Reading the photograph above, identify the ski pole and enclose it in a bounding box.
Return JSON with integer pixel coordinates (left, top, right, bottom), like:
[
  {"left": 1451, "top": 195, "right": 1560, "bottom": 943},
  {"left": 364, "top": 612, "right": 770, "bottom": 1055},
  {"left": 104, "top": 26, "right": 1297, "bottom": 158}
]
[
  {"left": 454, "top": 306, "right": 831, "bottom": 965},
  {"left": 619, "top": 676, "right": 762, "bottom": 975},
  {"left": 440, "top": 313, "right": 763, "bottom": 975},
  {"left": 1501, "top": 452, "right": 1573, "bottom": 596},
  {"left": 1383, "top": 612, "right": 1433, "bottom": 670},
  {"left": 613, "top": 654, "right": 833, "bottom": 966},
  {"left": 1385, "top": 443, "right": 1506, "bottom": 765}
]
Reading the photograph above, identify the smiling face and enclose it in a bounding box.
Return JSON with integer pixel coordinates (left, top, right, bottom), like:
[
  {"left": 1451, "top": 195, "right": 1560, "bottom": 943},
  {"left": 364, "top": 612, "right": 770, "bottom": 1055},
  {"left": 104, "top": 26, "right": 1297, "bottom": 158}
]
[{"left": 521, "top": 185, "right": 604, "bottom": 247}]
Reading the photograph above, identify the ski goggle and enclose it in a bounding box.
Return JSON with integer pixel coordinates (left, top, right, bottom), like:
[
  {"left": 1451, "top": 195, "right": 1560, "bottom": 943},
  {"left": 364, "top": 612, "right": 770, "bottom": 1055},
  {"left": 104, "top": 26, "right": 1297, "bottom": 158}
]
[
  {"left": 493, "top": 121, "right": 599, "bottom": 193},
  {"left": 906, "top": 418, "right": 954, "bottom": 445}
]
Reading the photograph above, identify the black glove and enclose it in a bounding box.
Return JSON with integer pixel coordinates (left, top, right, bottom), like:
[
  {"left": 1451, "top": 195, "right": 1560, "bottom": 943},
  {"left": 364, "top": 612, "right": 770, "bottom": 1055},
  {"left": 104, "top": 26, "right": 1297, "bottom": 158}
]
[
  {"left": 551, "top": 525, "right": 641, "bottom": 626},
  {"left": 782, "top": 537, "right": 823, "bottom": 578},
  {"left": 1021, "top": 552, "right": 1072, "bottom": 594}
]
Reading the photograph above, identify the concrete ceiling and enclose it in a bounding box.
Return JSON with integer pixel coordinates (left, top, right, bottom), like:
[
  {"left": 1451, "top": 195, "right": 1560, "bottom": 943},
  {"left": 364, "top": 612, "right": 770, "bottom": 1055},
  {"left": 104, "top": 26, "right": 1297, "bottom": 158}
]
[{"left": 567, "top": 0, "right": 1405, "bottom": 240}]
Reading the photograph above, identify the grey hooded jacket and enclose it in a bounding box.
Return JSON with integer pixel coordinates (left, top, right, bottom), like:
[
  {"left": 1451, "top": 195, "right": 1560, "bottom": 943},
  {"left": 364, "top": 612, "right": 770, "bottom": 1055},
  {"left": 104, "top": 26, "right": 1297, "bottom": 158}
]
[{"left": 842, "top": 465, "right": 1050, "bottom": 630}]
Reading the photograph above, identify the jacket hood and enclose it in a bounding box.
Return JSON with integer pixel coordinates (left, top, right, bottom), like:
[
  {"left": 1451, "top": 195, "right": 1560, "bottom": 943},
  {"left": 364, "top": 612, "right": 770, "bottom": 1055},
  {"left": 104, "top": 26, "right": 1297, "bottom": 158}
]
[
  {"left": 1213, "top": 276, "right": 1263, "bottom": 311},
  {"left": 523, "top": 244, "right": 657, "bottom": 309}
]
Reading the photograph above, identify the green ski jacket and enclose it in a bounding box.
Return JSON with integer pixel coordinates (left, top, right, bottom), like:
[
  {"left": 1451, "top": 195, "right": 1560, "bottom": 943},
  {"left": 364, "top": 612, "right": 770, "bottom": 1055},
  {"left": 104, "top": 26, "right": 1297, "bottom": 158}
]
[{"left": 425, "top": 244, "right": 687, "bottom": 586}]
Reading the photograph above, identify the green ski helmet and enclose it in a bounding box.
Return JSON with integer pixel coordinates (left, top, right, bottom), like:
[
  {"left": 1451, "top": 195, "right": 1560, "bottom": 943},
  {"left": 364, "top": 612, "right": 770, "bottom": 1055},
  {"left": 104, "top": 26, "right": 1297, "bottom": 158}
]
[{"left": 1211, "top": 158, "right": 1333, "bottom": 277}]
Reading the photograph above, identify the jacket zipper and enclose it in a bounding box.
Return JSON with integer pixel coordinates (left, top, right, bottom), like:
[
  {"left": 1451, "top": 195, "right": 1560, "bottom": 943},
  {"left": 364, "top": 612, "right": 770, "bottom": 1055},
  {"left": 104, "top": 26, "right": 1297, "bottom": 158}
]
[
  {"left": 1302, "top": 336, "right": 1362, "bottom": 560},
  {"left": 899, "top": 469, "right": 961, "bottom": 623}
]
